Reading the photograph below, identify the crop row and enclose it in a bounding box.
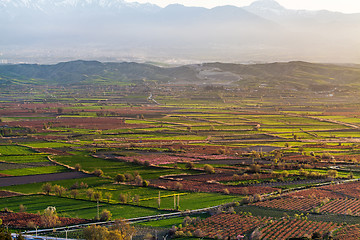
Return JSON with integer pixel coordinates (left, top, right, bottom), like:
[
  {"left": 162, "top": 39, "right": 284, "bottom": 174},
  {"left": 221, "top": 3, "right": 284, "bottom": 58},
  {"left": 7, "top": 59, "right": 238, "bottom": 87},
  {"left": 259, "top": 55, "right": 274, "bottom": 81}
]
[
  {"left": 181, "top": 213, "right": 340, "bottom": 240},
  {"left": 334, "top": 224, "right": 360, "bottom": 240},
  {"left": 252, "top": 196, "right": 322, "bottom": 212},
  {"left": 181, "top": 213, "right": 270, "bottom": 239},
  {"left": 260, "top": 218, "right": 340, "bottom": 240},
  {"left": 320, "top": 181, "right": 360, "bottom": 199},
  {"left": 288, "top": 188, "right": 351, "bottom": 199},
  {"left": 319, "top": 199, "right": 360, "bottom": 216}
]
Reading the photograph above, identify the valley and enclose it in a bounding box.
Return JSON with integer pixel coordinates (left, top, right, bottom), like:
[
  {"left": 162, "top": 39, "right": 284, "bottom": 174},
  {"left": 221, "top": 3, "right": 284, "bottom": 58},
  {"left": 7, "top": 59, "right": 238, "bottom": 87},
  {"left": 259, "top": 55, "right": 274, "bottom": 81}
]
[{"left": 1, "top": 60, "right": 360, "bottom": 239}]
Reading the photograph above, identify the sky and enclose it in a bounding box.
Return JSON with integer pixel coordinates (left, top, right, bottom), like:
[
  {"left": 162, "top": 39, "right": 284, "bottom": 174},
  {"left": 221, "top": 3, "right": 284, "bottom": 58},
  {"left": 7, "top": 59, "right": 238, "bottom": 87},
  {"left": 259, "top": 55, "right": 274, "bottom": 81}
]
[{"left": 126, "top": 0, "right": 360, "bottom": 13}]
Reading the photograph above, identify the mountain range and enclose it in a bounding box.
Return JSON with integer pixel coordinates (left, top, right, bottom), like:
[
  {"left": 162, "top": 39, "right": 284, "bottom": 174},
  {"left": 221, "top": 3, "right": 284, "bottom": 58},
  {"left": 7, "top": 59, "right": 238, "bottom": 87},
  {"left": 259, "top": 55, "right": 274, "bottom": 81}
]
[{"left": 1, "top": 0, "right": 360, "bottom": 64}]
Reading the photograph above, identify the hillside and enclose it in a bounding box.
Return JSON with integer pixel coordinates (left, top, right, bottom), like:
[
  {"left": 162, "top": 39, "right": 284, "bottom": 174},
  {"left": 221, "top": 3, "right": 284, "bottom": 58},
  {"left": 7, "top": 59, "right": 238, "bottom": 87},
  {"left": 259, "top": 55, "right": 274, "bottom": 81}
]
[{"left": 0, "top": 60, "right": 360, "bottom": 91}]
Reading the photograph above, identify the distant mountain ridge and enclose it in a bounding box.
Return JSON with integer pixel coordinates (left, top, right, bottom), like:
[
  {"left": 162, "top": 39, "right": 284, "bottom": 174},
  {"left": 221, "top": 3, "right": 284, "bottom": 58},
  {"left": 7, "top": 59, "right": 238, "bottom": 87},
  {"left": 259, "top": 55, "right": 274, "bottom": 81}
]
[
  {"left": 1, "top": 0, "right": 360, "bottom": 63},
  {"left": 1, "top": 61, "right": 359, "bottom": 92}
]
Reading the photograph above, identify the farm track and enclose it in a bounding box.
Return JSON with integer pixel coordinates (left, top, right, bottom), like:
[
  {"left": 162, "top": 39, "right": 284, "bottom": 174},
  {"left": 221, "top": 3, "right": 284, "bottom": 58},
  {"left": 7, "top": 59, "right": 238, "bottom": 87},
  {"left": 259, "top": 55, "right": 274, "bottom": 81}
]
[{"left": 0, "top": 171, "right": 92, "bottom": 187}]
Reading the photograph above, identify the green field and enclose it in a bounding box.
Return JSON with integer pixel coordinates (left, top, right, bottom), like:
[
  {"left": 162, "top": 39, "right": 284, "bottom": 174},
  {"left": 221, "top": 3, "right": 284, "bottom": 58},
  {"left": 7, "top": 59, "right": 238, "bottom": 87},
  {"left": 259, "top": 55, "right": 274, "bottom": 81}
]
[
  {"left": 0, "top": 195, "right": 165, "bottom": 219},
  {"left": 1, "top": 73, "right": 360, "bottom": 239},
  {"left": 0, "top": 145, "right": 37, "bottom": 155},
  {"left": 53, "top": 153, "right": 198, "bottom": 179}
]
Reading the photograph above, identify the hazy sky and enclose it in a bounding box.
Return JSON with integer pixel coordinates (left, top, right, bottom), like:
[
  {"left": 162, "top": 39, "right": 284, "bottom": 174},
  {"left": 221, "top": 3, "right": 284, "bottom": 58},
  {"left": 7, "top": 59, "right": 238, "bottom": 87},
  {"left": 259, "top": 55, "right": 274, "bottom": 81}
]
[{"left": 126, "top": 0, "right": 360, "bottom": 13}]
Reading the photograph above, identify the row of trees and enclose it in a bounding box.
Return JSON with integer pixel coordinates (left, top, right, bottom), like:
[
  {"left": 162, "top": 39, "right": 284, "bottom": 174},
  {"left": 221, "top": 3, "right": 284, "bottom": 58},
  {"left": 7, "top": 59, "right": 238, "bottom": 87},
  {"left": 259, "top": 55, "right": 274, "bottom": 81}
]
[
  {"left": 114, "top": 172, "right": 149, "bottom": 186},
  {"left": 83, "top": 219, "right": 135, "bottom": 240}
]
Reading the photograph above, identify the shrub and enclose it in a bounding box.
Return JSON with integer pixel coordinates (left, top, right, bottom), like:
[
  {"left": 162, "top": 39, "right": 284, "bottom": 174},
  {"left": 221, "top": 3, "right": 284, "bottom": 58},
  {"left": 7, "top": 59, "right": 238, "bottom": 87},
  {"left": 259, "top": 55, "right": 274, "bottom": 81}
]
[
  {"left": 233, "top": 174, "right": 241, "bottom": 181},
  {"left": 217, "top": 148, "right": 226, "bottom": 154},
  {"left": 83, "top": 225, "right": 109, "bottom": 240},
  {"left": 327, "top": 170, "right": 338, "bottom": 179},
  {"left": 133, "top": 171, "right": 139, "bottom": 177},
  {"left": 16, "top": 232, "right": 26, "bottom": 240},
  {"left": 100, "top": 209, "right": 112, "bottom": 221},
  {"left": 93, "top": 169, "right": 103, "bottom": 177},
  {"left": 282, "top": 170, "right": 289, "bottom": 178},
  {"left": 203, "top": 164, "right": 215, "bottom": 174},
  {"left": 249, "top": 164, "right": 261, "bottom": 173},
  {"left": 185, "top": 162, "right": 194, "bottom": 170},
  {"left": 104, "top": 192, "right": 112, "bottom": 203},
  {"left": 174, "top": 181, "right": 183, "bottom": 190},
  {"left": 74, "top": 164, "right": 81, "bottom": 171},
  {"left": 132, "top": 158, "right": 141, "bottom": 165},
  {"left": 70, "top": 182, "right": 80, "bottom": 189},
  {"left": 223, "top": 188, "right": 230, "bottom": 195},
  {"left": 144, "top": 233, "right": 154, "bottom": 240},
  {"left": 70, "top": 189, "right": 79, "bottom": 199},
  {"left": 19, "top": 204, "right": 27, "bottom": 213},
  {"left": 253, "top": 194, "right": 262, "bottom": 202},
  {"left": 134, "top": 194, "right": 140, "bottom": 204},
  {"left": 227, "top": 206, "right": 236, "bottom": 214},
  {"left": 142, "top": 180, "right": 149, "bottom": 187},
  {"left": 175, "top": 231, "right": 185, "bottom": 237},
  {"left": 0, "top": 227, "right": 11, "bottom": 240},
  {"left": 27, "top": 221, "right": 36, "bottom": 229},
  {"left": 135, "top": 175, "right": 143, "bottom": 185},
  {"left": 86, "top": 189, "right": 94, "bottom": 200},
  {"left": 42, "top": 183, "right": 52, "bottom": 195},
  {"left": 119, "top": 193, "right": 128, "bottom": 203},
  {"left": 125, "top": 173, "right": 134, "bottom": 182},
  {"left": 41, "top": 206, "right": 60, "bottom": 228},
  {"left": 53, "top": 185, "right": 66, "bottom": 197},
  {"left": 115, "top": 174, "right": 126, "bottom": 183},
  {"left": 93, "top": 191, "right": 102, "bottom": 202}
]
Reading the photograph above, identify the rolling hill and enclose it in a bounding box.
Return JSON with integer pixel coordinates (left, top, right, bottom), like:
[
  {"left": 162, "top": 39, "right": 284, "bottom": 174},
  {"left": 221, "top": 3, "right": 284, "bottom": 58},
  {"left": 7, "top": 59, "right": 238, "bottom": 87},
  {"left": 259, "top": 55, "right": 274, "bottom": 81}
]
[{"left": 1, "top": 60, "right": 359, "bottom": 91}]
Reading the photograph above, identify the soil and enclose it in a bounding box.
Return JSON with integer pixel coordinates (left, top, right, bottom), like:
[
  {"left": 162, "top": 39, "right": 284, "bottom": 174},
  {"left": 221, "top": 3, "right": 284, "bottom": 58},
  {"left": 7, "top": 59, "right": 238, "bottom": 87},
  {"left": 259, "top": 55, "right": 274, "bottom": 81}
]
[
  {"left": 0, "top": 211, "right": 90, "bottom": 228},
  {"left": 0, "top": 171, "right": 92, "bottom": 187},
  {"left": 0, "top": 190, "right": 23, "bottom": 198}
]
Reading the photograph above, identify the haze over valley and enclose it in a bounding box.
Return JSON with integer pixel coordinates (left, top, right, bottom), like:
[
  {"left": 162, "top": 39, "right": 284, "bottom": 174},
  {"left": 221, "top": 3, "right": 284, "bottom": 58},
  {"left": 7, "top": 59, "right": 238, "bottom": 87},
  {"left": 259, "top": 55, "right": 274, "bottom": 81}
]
[{"left": 1, "top": 0, "right": 360, "bottom": 64}]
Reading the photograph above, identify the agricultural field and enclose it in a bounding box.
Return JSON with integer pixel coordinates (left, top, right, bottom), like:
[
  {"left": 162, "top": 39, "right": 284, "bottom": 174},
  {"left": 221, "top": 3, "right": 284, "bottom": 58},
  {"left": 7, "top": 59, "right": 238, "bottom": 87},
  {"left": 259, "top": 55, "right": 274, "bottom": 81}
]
[{"left": 0, "top": 81, "right": 360, "bottom": 239}]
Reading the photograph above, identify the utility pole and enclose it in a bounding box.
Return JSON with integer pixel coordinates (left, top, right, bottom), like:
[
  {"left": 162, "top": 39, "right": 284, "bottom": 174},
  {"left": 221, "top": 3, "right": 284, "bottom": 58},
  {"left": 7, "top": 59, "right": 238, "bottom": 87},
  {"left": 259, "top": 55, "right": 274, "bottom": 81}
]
[
  {"left": 174, "top": 194, "right": 176, "bottom": 210},
  {"left": 177, "top": 194, "right": 180, "bottom": 210},
  {"left": 97, "top": 199, "right": 99, "bottom": 220}
]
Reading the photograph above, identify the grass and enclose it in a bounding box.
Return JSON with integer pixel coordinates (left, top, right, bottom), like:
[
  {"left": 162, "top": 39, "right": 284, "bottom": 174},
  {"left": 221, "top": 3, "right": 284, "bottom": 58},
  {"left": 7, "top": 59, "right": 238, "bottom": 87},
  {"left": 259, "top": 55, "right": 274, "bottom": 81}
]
[
  {"left": 22, "top": 142, "right": 75, "bottom": 148},
  {"left": 0, "top": 194, "right": 166, "bottom": 220},
  {"left": 50, "top": 183, "right": 242, "bottom": 211},
  {"left": 53, "top": 152, "right": 198, "bottom": 179},
  {"left": 140, "top": 192, "right": 242, "bottom": 210},
  {"left": 0, "top": 154, "right": 49, "bottom": 163},
  {"left": 0, "top": 177, "right": 112, "bottom": 194},
  {"left": 137, "top": 213, "right": 210, "bottom": 228},
  {"left": 0, "top": 145, "right": 37, "bottom": 155}
]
